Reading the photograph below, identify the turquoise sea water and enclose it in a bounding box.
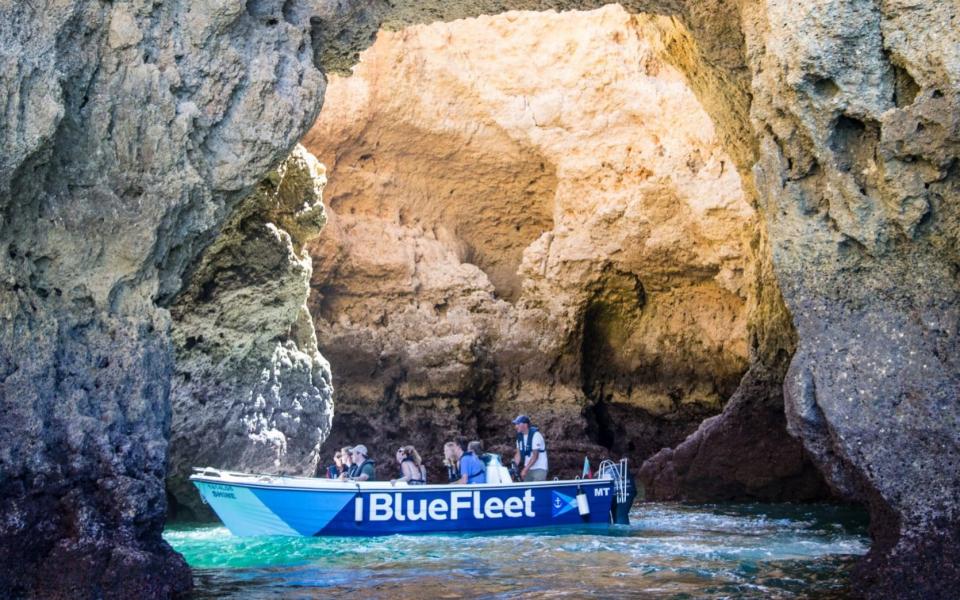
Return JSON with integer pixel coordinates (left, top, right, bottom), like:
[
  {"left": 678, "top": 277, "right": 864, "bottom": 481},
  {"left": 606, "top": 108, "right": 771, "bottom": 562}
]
[{"left": 165, "top": 502, "right": 869, "bottom": 599}]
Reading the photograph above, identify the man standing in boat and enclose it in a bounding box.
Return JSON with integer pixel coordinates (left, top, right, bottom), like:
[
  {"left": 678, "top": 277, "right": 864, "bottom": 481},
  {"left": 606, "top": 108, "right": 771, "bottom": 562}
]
[{"left": 512, "top": 415, "right": 547, "bottom": 481}]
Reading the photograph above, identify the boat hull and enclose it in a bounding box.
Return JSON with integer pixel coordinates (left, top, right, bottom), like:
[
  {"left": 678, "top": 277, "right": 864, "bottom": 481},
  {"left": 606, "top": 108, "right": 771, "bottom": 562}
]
[{"left": 192, "top": 472, "right": 618, "bottom": 537}]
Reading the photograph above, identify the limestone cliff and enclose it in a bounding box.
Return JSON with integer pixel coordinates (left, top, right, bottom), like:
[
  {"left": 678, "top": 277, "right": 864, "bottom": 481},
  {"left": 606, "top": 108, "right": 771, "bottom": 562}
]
[
  {"left": 309, "top": 2, "right": 960, "bottom": 596},
  {"left": 0, "top": 0, "right": 956, "bottom": 598},
  {"left": 303, "top": 6, "right": 766, "bottom": 480},
  {"left": 0, "top": 1, "right": 375, "bottom": 597},
  {"left": 167, "top": 146, "right": 332, "bottom": 520},
  {"left": 746, "top": 4, "right": 960, "bottom": 596}
]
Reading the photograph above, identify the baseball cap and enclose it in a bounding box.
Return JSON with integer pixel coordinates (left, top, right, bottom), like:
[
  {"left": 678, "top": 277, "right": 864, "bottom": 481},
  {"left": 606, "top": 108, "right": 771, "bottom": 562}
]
[
  {"left": 351, "top": 444, "right": 368, "bottom": 456},
  {"left": 512, "top": 415, "right": 531, "bottom": 425}
]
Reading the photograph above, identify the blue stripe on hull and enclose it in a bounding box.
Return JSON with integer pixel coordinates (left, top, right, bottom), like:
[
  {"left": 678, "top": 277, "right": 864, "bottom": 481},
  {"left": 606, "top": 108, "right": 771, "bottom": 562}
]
[
  {"left": 193, "top": 478, "right": 616, "bottom": 537},
  {"left": 251, "top": 486, "right": 356, "bottom": 536}
]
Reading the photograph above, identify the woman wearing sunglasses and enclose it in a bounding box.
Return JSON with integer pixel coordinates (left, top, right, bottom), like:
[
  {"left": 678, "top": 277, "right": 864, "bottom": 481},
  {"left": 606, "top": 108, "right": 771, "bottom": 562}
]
[{"left": 392, "top": 445, "right": 427, "bottom": 485}]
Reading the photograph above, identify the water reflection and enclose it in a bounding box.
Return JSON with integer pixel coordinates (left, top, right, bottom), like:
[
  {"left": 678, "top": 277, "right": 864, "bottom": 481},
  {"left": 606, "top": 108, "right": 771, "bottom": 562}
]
[{"left": 165, "top": 502, "right": 869, "bottom": 599}]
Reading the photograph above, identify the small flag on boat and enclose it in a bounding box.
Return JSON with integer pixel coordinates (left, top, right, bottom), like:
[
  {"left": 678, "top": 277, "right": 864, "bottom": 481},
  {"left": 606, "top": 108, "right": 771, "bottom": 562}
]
[{"left": 582, "top": 456, "right": 592, "bottom": 479}]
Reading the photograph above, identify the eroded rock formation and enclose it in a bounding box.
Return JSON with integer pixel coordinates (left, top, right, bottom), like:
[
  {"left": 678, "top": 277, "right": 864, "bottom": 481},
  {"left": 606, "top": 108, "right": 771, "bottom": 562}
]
[
  {"left": 1, "top": 0, "right": 956, "bottom": 597},
  {"left": 303, "top": 6, "right": 763, "bottom": 480},
  {"left": 750, "top": 6, "right": 960, "bottom": 596},
  {"left": 167, "top": 146, "right": 332, "bottom": 520},
  {"left": 638, "top": 3, "right": 960, "bottom": 597},
  {"left": 309, "top": 2, "right": 960, "bottom": 596},
  {"left": 0, "top": 0, "right": 376, "bottom": 596}
]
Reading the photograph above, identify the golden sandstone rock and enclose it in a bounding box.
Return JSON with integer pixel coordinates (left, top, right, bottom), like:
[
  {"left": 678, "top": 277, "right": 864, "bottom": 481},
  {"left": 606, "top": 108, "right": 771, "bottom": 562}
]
[
  {"left": 303, "top": 6, "right": 758, "bottom": 479},
  {"left": 2, "top": 0, "right": 957, "bottom": 597}
]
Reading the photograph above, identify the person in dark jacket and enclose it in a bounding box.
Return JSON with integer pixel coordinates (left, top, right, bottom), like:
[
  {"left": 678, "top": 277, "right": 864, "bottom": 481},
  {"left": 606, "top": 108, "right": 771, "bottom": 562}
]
[
  {"left": 348, "top": 444, "right": 376, "bottom": 481},
  {"left": 338, "top": 446, "right": 355, "bottom": 480},
  {"left": 325, "top": 449, "right": 345, "bottom": 479}
]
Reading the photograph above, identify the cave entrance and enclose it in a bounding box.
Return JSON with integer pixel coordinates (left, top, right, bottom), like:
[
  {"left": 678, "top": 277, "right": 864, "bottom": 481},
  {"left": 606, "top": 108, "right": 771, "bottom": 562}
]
[
  {"left": 579, "top": 268, "right": 744, "bottom": 465},
  {"left": 301, "top": 4, "right": 758, "bottom": 481}
]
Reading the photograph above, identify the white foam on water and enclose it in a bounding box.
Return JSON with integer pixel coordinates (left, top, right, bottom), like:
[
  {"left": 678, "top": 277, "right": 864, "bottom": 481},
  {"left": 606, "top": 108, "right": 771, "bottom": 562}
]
[{"left": 166, "top": 502, "right": 870, "bottom": 598}]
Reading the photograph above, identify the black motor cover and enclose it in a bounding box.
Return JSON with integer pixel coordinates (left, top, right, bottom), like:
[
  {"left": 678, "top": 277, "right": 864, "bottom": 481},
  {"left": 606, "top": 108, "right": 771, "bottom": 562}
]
[{"left": 610, "top": 475, "right": 638, "bottom": 525}]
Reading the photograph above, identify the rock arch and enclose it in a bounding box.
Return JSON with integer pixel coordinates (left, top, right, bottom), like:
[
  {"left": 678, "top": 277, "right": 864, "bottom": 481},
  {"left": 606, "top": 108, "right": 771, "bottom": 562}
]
[{"left": 1, "top": 1, "right": 956, "bottom": 598}]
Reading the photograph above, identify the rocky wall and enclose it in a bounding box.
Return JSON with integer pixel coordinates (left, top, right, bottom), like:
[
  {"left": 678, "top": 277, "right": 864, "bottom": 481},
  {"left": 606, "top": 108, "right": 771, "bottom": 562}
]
[
  {"left": 0, "top": 0, "right": 378, "bottom": 597},
  {"left": 166, "top": 146, "right": 333, "bottom": 520},
  {"left": 302, "top": 6, "right": 762, "bottom": 481},
  {"left": 640, "top": 1, "right": 960, "bottom": 597},
  {"left": 749, "top": 2, "right": 960, "bottom": 596},
  {"left": 1, "top": 0, "right": 956, "bottom": 598}
]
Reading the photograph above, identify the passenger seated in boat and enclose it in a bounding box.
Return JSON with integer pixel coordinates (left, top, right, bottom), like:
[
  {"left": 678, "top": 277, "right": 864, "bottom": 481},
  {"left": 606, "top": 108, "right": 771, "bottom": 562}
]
[
  {"left": 443, "top": 441, "right": 462, "bottom": 483},
  {"left": 338, "top": 446, "right": 354, "bottom": 480},
  {"left": 326, "top": 450, "right": 344, "bottom": 479},
  {"left": 348, "top": 445, "right": 376, "bottom": 481},
  {"left": 456, "top": 440, "right": 487, "bottom": 484},
  {"left": 391, "top": 445, "right": 427, "bottom": 485}
]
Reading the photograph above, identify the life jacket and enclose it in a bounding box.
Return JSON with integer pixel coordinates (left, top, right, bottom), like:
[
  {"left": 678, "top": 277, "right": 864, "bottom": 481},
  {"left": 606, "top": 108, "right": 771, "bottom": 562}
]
[
  {"left": 516, "top": 426, "right": 547, "bottom": 460},
  {"left": 446, "top": 461, "right": 462, "bottom": 483},
  {"left": 352, "top": 458, "right": 376, "bottom": 480}
]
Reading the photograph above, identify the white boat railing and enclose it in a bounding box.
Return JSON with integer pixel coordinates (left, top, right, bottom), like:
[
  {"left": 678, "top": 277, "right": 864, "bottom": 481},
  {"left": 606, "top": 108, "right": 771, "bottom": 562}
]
[{"left": 597, "top": 458, "right": 629, "bottom": 504}]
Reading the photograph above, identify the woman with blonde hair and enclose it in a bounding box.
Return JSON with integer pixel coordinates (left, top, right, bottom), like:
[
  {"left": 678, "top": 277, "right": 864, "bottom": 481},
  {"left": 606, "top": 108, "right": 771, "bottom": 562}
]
[
  {"left": 392, "top": 445, "right": 427, "bottom": 485},
  {"left": 443, "top": 441, "right": 462, "bottom": 483}
]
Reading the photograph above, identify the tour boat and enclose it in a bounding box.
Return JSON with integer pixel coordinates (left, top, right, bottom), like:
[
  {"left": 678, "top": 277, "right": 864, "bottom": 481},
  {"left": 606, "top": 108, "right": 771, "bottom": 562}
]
[{"left": 191, "top": 460, "right": 637, "bottom": 537}]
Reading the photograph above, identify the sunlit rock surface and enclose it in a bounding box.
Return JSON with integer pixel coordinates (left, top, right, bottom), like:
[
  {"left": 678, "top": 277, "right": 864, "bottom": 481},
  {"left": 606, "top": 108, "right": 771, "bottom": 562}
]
[
  {"left": 167, "top": 146, "right": 333, "bottom": 519},
  {"left": 303, "top": 6, "right": 759, "bottom": 478},
  {"left": 308, "top": 3, "right": 960, "bottom": 594},
  {"left": 1, "top": 0, "right": 956, "bottom": 597}
]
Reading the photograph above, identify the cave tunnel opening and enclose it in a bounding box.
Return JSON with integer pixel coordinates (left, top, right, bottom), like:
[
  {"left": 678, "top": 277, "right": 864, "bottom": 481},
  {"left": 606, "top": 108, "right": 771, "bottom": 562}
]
[
  {"left": 298, "top": 4, "right": 768, "bottom": 489},
  {"left": 151, "top": 0, "right": 878, "bottom": 596},
  {"left": 162, "top": 1, "right": 844, "bottom": 532},
  {"left": 10, "top": 0, "right": 921, "bottom": 597}
]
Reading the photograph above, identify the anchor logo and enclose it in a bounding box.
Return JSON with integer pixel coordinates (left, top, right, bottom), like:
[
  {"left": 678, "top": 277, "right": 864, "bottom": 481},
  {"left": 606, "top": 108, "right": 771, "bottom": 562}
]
[{"left": 551, "top": 491, "right": 577, "bottom": 518}]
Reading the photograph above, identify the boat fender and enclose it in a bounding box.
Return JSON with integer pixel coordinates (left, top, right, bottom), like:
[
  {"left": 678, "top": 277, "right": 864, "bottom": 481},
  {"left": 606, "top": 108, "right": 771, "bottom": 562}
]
[{"left": 576, "top": 485, "right": 590, "bottom": 517}]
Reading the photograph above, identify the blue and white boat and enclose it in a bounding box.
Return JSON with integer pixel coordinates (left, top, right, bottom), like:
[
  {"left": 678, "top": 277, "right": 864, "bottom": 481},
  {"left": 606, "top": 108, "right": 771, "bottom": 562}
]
[{"left": 191, "top": 460, "right": 637, "bottom": 537}]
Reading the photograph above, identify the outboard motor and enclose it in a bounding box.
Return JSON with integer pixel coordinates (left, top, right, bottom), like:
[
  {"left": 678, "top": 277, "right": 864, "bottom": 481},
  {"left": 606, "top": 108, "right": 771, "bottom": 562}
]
[
  {"left": 611, "top": 474, "right": 637, "bottom": 525},
  {"left": 598, "top": 458, "right": 638, "bottom": 525}
]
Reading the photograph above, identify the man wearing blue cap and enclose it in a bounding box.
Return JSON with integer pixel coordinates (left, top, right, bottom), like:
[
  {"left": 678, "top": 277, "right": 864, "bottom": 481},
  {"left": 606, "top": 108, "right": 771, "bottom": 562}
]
[{"left": 512, "top": 415, "right": 547, "bottom": 481}]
